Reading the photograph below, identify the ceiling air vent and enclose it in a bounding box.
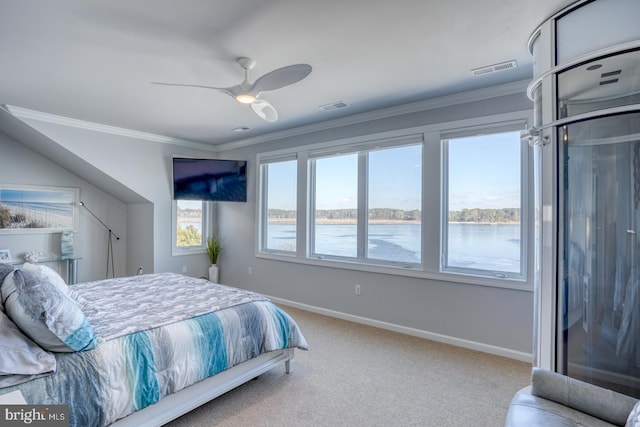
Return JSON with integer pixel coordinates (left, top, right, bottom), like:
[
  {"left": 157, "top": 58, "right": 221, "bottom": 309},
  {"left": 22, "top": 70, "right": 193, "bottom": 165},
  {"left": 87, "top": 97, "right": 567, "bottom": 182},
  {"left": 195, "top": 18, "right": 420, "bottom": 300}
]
[
  {"left": 471, "top": 60, "right": 518, "bottom": 76},
  {"left": 318, "top": 101, "right": 350, "bottom": 112}
]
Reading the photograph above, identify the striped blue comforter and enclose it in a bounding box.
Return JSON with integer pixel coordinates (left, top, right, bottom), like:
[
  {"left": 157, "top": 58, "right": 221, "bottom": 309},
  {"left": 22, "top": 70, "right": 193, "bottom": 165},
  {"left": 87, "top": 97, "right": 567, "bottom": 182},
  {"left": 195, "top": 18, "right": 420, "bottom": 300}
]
[{"left": 0, "top": 273, "right": 308, "bottom": 426}]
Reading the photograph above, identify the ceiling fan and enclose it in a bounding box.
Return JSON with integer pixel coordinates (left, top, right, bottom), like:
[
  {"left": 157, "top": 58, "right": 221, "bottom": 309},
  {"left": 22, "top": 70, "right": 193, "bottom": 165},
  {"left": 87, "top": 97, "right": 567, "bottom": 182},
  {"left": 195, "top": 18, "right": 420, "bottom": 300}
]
[{"left": 152, "top": 57, "right": 312, "bottom": 123}]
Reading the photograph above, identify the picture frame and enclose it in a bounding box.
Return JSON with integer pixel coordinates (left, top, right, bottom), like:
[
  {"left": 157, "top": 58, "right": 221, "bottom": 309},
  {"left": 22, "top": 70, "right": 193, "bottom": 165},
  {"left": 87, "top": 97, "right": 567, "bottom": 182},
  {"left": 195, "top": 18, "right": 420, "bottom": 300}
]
[
  {"left": 0, "top": 184, "right": 79, "bottom": 234},
  {"left": 0, "top": 249, "right": 12, "bottom": 263}
]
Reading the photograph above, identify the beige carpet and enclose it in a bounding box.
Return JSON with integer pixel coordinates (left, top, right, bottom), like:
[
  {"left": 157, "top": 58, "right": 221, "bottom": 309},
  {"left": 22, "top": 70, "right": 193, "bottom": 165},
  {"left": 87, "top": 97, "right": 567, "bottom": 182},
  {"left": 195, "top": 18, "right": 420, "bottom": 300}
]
[{"left": 164, "top": 305, "right": 531, "bottom": 427}]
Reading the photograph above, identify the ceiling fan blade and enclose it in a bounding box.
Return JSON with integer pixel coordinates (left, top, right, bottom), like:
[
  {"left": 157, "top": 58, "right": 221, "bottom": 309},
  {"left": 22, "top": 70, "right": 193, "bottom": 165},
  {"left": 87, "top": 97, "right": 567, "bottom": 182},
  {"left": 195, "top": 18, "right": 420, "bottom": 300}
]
[
  {"left": 250, "top": 99, "right": 278, "bottom": 122},
  {"left": 151, "top": 81, "right": 236, "bottom": 98},
  {"left": 151, "top": 81, "right": 222, "bottom": 90},
  {"left": 251, "top": 64, "right": 312, "bottom": 93}
]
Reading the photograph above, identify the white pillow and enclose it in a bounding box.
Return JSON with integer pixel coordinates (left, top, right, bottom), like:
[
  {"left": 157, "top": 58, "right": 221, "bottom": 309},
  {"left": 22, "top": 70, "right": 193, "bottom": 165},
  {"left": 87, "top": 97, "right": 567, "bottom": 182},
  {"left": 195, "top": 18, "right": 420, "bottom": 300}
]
[
  {"left": 627, "top": 400, "right": 640, "bottom": 427},
  {"left": 0, "top": 264, "right": 16, "bottom": 311},
  {"left": 0, "top": 309, "right": 56, "bottom": 387},
  {"left": 1, "top": 269, "right": 97, "bottom": 352}
]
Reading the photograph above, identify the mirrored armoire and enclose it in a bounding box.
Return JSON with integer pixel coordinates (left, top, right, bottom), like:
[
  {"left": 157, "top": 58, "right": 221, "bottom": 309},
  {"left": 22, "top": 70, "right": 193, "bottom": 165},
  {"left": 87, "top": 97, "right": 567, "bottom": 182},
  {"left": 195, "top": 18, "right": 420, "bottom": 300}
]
[{"left": 527, "top": 0, "right": 640, "bottom": 397}]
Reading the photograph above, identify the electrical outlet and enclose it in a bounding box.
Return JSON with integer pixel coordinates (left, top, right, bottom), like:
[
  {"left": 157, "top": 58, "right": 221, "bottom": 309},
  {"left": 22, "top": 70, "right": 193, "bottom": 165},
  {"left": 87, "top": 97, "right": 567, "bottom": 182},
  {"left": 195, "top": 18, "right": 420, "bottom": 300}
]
[
  {"left": 182, "top": 265, "right": 187, "bottom": 273},
  {"left": 355, "top": 284, "right": 361, "bottom": 295},
  {"left": 248, "top": 267, "right": 253, "bottom": 276}
]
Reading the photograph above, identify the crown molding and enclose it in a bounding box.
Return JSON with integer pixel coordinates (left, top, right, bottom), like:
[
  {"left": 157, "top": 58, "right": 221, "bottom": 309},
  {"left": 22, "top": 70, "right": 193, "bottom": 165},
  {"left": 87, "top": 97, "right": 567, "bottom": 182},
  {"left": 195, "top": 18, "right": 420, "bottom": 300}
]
[
  {"left": 3, "top": 79, "right": 530, "bottom": 153},
  {"left": 4, "top": 105, "right": 217, "bottom": 152},
  {"left": 216, "top": 79, "right": 531, "bottom": 151}
]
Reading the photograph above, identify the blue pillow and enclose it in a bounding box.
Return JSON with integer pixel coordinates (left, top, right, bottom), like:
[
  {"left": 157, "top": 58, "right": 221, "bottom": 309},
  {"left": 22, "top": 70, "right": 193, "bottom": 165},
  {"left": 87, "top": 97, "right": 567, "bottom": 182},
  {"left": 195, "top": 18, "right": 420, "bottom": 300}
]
[{"left": 1, "top": 269, "right": 97, "bottom": 352}]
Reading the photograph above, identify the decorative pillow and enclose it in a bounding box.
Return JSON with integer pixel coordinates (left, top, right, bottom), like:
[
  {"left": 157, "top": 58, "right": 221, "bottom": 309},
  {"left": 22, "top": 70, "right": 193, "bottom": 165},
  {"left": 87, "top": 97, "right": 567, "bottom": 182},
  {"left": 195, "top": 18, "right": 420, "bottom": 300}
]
[
  {"left": 1, "top": 269, "right": 97, "bottom": 352},
  {"left": 0, "top": 263, "right": 16, "bottom": 312},
  {"left": 22, "top": 263, "right": 90, "bottom": 308},
  {"left": 0, "top": 309, "right": 56, "bottom": 387},
  {"left": 627, "top": 400, "right": 640, "bottom": 427}
]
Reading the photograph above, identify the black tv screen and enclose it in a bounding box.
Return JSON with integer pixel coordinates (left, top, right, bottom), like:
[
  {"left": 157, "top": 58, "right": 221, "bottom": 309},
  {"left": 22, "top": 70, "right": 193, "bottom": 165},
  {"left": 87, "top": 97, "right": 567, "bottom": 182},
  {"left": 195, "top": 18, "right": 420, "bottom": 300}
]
[{"left": 172, "top": 158, "right": 247, "bottom": 202}]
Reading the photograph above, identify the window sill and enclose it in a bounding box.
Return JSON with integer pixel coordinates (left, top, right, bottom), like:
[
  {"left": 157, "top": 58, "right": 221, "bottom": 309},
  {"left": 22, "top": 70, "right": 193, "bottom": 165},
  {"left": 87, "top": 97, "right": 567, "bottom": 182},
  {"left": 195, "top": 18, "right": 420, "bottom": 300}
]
[
  {"left": 255, "top": 251, "right": 533, "bottom": 291},
  {"left": 172, "top": 248, "right": 207, "bottom": 257}
]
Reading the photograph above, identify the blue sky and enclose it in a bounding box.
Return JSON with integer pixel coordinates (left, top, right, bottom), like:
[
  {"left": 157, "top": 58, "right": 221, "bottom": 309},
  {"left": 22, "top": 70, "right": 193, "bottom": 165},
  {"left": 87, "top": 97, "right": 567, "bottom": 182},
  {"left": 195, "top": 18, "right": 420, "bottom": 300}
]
[
  {"left": 264, "top": 130, "right": 521, "bottom": 212},
  {"left": 447, "top": 131, "right": 521, "bottom": 211}
]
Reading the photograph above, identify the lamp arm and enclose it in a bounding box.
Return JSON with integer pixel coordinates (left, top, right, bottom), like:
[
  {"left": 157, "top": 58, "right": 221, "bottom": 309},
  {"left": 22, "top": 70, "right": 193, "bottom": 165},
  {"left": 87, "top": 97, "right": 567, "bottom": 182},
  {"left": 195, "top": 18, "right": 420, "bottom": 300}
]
[{"left": 80, "top": 201, "right": 120, "bottom": 240}]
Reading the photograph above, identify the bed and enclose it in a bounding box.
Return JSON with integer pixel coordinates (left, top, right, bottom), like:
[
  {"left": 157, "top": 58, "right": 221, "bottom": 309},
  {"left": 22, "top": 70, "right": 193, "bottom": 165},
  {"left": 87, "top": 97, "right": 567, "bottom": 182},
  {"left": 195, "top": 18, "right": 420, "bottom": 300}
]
[{"left": 0, "top": 264, "right": 308, "bottom": 426}]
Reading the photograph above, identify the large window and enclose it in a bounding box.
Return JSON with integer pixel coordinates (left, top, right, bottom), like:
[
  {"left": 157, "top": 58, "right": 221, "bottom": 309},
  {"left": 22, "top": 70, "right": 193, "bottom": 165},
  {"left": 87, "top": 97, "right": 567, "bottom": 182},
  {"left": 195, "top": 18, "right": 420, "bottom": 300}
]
[
  {"left": 172, "top": 199, "right": 208, "bottom": 255},
  {"left": 261, "top": 159, "right": 297, "bottom": 253},
  {"left": 257, "top": 114, "right": 530, "bottom": 286},
  {"left": 442, "top": 129, "right": 525, "bottom": 278},
  {"left": 308, "top": 140, "right": 422, "bottom": 265}
]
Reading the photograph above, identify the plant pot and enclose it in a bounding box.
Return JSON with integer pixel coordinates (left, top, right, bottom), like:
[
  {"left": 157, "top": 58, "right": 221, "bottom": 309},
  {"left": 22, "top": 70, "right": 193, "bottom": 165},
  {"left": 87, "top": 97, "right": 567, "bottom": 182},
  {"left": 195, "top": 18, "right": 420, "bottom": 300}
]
[{"left": 208, "top": 264, "right": 219, "bottom": 283}]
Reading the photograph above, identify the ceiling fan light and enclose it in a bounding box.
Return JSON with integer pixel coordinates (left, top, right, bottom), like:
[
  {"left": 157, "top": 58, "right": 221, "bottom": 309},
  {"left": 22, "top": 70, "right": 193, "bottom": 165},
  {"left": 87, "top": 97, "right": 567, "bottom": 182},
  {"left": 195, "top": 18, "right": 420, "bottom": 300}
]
[{"left": 235, "top": 93, "right": 256, "bottom": 104}]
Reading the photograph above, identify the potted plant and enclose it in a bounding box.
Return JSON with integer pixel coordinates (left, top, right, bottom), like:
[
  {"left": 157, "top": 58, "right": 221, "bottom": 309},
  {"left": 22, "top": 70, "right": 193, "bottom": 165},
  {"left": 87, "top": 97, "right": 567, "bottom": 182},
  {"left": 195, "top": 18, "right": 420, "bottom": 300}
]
[{"left": 206, "top": 234, "right": 223, "bottom": 282}]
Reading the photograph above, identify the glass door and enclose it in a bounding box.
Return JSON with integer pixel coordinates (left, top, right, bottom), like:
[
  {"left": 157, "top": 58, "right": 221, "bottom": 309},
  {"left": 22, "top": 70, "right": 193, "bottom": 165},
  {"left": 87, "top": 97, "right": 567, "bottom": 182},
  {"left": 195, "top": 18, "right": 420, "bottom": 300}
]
[
  {"left": 557, "top": 48, "right": 640, "bottom": 396},
  {"left": 559, "top": 112, "right": 640, "bottom": 397}
]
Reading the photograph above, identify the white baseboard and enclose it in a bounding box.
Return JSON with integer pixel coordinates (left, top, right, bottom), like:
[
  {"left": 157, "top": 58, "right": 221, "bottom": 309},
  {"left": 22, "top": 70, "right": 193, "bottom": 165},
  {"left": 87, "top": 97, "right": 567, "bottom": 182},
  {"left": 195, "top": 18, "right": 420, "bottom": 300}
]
[{"left": 270, "top": 296, "right": 533, "bottom": 363}]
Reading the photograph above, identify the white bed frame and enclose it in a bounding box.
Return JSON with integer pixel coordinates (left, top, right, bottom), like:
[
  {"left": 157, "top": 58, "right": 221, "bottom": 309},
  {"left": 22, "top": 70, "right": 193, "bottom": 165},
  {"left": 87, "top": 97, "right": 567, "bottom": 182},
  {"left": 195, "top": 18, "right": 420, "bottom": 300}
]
[{"left": 111, "top": 348, "right": 295, "bottom": 426}]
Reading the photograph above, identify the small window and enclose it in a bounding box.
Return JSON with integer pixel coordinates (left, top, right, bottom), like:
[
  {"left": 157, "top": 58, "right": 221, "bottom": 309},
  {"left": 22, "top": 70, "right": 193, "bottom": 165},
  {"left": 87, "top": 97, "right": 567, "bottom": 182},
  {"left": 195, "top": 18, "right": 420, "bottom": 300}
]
[{"left": 173, "top": 199, "right": 208, "bottom": 255}]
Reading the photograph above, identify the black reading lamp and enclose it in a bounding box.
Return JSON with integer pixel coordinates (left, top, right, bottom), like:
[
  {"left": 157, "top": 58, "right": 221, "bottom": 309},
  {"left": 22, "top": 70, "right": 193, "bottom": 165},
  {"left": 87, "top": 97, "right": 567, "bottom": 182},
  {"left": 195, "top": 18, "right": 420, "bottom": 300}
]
[{"left": 80, "top": 201, "right": 119, "bottom": 279}]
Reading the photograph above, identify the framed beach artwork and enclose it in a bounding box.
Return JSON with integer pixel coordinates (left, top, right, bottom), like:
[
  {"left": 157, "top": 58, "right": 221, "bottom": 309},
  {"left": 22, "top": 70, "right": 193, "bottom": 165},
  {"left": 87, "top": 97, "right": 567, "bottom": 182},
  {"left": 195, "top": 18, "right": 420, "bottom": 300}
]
[
  {"left": 0, "top": 249, "right": 11, "bottom": 263},
  {"left": 0, "top": 184, "right": 79, "bottom": 234}
]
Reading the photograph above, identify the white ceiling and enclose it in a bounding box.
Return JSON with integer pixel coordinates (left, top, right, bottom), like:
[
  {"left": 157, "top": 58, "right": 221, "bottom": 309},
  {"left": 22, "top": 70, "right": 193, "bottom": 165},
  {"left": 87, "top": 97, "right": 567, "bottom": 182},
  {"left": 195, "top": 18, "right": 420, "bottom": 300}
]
[{"left": 0, "top": 0, "right": 577, "bottom": 147}]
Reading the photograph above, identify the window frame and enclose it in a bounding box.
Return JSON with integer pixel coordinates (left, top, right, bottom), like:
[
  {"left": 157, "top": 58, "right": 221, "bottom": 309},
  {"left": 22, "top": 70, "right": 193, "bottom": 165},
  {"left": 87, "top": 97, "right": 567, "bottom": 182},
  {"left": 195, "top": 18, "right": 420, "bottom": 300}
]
[
  {"left": 171, "top": 199, "right": 210, "bottom": 256},
  {"left": 258, "top": 155, "right": 299, "bottom": 256},
  {"left": 255, "top": 111, "right": 533, "bottom": 290},
  {"left": 308, "top": 150, "right": 361, "bottom": 261},
  {"left": 440, "top": 123, "right": 529, "bottom": 280},
  {"left": 307, "top": 142, "right": 423, "bottom": 267}
]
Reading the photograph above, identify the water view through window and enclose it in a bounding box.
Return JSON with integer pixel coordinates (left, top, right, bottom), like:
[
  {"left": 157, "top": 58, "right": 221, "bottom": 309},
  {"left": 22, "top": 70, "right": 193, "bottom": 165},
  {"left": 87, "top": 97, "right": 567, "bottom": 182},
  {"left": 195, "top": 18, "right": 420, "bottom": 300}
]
[
  {"left": 263, "top": 160, "right": 297, "bottom": 253},
  {"left": 262, "top": 131, "right": 523, "bottom": 275},
  {"left": 265, "top": 223, "right": 518, "bottom": 268},
  {"left": 313, "top": 153, "right": 358, "bottom": 257},
  {"left": 444, "top": 130, "right": 523, "bottom": 275}
]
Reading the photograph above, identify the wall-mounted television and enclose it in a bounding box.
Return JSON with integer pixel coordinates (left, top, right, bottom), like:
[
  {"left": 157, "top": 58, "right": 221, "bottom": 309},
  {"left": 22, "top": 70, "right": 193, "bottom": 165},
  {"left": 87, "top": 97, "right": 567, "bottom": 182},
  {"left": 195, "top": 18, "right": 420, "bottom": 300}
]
[{"left": 172, "top": 157, "right": 247, "bottom": 202}]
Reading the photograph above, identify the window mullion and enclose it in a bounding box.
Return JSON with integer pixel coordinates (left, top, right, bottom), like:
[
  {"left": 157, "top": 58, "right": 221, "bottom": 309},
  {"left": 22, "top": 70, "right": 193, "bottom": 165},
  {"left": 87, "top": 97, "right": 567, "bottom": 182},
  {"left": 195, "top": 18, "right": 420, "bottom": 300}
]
[
  {"left": 357, "top": 152, "right": 367, "bottom": 260},
  {"left": 307, "top": 158, "right": 317, "bottom": 257},
  {"left": 297, "top": 152, "right": 308, "bottom": 258},
  {"left": 258, "top": 164, "right": 268, "bottom": 252}
]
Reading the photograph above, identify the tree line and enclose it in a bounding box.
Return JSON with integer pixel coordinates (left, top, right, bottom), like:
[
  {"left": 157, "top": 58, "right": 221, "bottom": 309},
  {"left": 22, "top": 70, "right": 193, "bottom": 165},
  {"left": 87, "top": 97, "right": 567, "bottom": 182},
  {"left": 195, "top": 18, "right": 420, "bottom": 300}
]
[
  {"left": 448, "top": 208, "right": 520, "bottom": 223},
  {"left": 268, "top": 207, "right": 519, "bottom": 223}
]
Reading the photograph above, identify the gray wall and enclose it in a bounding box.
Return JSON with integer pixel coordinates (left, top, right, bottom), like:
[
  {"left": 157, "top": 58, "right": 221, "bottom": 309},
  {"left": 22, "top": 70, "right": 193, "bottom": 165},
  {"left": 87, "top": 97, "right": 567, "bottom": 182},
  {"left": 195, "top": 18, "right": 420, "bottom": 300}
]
[
  {"left": 12, "top": 118, "right": 218, "bottom": 278},
  {"left": 0, "top": 83, "right": 536, "bottom": 360},
  {"left": 0, "top": 131, "right": 129, "bottom": 282},
  {"left": 216, "top": 90, "right": 535, "bottom": 360}
]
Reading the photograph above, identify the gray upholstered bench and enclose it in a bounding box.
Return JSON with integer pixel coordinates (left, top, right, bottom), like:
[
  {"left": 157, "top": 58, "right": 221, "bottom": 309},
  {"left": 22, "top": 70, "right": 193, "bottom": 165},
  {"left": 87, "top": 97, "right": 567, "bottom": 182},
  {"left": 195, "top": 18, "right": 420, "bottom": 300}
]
[{"left": 505, "top": 368, "right": 640, "bottom": 427}]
